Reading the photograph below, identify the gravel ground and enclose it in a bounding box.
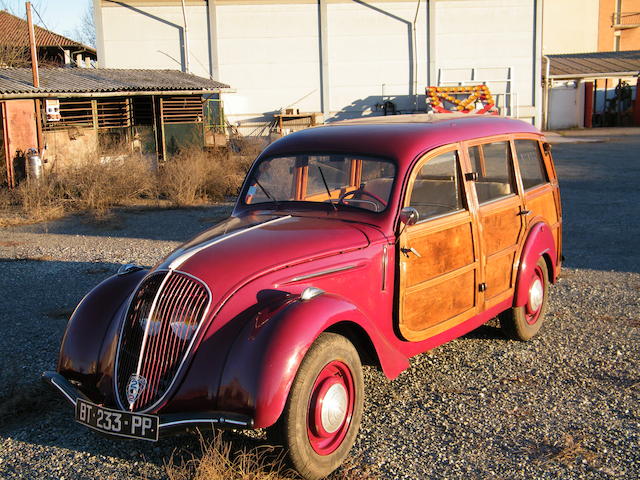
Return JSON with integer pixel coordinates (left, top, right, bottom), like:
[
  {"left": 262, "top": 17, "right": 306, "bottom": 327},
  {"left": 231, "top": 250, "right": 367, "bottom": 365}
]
[{"left": 0, "top": 137, "right": 638, "bottom": 479}]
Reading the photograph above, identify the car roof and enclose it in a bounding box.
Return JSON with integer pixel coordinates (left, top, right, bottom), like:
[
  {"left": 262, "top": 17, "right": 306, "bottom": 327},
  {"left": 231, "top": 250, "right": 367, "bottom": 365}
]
[{"left": 260, "top": 114, "right": 541, "bottom": 170}]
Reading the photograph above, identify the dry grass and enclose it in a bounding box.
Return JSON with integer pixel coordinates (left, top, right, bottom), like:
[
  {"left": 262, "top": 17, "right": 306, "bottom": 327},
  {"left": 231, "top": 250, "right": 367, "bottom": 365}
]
[
  {"left": 164, "top": 435, "right": 296, "bottom": 480},
  {"left": 0, "top": 145, "right": 252, "bottom": 224},
  {"left": 160, "top": 148, "right": 251, "bottom": 206}
]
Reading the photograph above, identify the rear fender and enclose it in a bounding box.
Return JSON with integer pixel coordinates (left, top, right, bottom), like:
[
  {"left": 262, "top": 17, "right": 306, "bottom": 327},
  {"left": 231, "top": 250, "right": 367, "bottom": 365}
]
[
  {"left": 514, "top": 222, "right": 557, "bottom": 307},
  {"left": 217, "top": 292, "right": 408, "bottom": 428}
]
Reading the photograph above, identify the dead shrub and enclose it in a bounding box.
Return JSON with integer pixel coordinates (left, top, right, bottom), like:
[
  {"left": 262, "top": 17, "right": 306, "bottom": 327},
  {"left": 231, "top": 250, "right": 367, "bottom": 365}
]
[
  {"left": 58, "top": 154, "right": 157, "bottom": 215},
  {"left": 1, "top": 143, "right": 254, "bottom": 223},
  {"left": 160, "top": 147, "right": 251, "bottom": 206},
  {"left": 15, "top": 177, "right": 65, "bottom": 223},
  {"left": 164, "top": 435, "right": 295, "bottom": 480}
]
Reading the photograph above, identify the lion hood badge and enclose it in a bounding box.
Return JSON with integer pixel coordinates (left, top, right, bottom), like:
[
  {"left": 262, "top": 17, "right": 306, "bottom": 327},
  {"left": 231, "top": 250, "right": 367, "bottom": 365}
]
[{"left": 127, "top": 374, "right": 147, "bottom": 405}]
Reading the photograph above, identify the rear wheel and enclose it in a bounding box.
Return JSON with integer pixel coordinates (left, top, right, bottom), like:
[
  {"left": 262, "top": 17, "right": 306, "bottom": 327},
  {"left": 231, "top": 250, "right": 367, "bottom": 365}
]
[
  {"left": 269, "top": 333, "right": 364, "bottom": 480},
  {"left": 500, "top": 257, "right": 549, "bottom": 341}
]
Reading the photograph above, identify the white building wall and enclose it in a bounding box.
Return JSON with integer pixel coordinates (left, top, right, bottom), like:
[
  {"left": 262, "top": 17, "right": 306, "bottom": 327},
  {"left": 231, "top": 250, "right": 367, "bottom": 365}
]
[
  {"left": 216, "top": 3, "right": 321, "bottom": 122},
  {"left": 433, "top": 0, "right": 538, "bottom": 122},
  {"left": 95, "top": 0, "right": 541, "bottom": 129},
  {"left": 548, "top": 83, "right": 584, "bottom": 130},
  {"left": 542, "top": 0, "right": 598, "bottom": 55},
  {"left": 98, "top": 2, "right": 211, "bottom": 78},
  {"left": 326, "top": 1, "right": 428, "bottom": 118}
]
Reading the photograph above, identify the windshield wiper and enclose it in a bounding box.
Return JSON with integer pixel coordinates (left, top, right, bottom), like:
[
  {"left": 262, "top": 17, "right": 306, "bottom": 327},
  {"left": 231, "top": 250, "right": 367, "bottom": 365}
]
[
  {"left": 317, "top": 166, "right": 338, "bottom": 212},
  {"left": 253, "top": 178, "right": 279, "bottom": 207}
]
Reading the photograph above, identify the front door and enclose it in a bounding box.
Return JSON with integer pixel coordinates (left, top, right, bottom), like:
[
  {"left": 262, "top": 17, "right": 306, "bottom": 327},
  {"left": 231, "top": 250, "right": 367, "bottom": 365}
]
[
  {"left": 467, "top": 138, "right": 526, "bottom": 308},
  {"left": 398, "top": 145, "right": 480, "bottom": 341}
]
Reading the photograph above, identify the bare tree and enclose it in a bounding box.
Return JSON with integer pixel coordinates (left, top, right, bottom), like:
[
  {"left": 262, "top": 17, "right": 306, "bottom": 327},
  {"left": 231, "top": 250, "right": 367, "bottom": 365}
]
[{"left": 74, "top": 1, "right": 96, "bottom": 48}]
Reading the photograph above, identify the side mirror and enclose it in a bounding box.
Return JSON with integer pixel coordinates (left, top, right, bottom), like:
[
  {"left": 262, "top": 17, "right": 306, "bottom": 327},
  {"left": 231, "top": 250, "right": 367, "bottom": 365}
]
[{"left": 399, "top": 206, "right": 419, "bottom": 226}]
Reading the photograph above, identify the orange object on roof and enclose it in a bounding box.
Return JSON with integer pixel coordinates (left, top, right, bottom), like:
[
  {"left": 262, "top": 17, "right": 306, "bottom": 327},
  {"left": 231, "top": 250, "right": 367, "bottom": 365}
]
[{"left": 426, "top": 85, "right": 498, "bottom": 115}]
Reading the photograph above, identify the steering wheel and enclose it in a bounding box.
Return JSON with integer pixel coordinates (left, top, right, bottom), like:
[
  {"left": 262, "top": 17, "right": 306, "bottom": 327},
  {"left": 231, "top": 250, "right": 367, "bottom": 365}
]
[{"left": 338, "top": 189, "right": 387, "bottom": 208}]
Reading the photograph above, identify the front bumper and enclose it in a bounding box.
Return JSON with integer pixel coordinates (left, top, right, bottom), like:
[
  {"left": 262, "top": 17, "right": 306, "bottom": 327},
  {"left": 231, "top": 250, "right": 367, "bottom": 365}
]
[{"left": 42, "top": 371, "right": 254, "bottom": 437}]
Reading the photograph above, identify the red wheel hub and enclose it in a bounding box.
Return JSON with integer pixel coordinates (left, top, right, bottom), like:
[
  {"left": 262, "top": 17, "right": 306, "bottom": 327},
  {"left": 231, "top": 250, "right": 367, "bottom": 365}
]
[
  {"left": 525, "top": 265, "right": 545, "bottom": 325},
  {"left": 307, "top": 360, "right": 355, "bottom": 455}
]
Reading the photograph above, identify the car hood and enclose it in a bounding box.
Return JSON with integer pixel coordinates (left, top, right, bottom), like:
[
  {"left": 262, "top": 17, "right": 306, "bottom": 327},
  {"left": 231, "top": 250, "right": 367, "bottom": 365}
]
[{"left": 158, "top": 214, "right": 371, "bottom": 299}]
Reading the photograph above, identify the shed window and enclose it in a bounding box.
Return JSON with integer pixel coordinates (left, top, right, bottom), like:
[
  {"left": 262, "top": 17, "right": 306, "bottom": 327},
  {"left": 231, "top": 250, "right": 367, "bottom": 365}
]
[
  {"left": 469, "top": 142, "right": 515, "bottom": 204},
  {"left": 515, "top": 140, "right": 548, "bottom": 190},
  {"left": 45, "top": 99, "right": 93, "bottom": 129}
]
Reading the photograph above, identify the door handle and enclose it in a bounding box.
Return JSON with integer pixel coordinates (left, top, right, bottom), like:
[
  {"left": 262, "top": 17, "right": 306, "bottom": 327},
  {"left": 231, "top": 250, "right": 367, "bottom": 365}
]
[
  {"left": 518, "top": 209, "right": 532, "bottom": 216},
  {"left": 401, "top": 247, "right": 422, "bottom": 258}
]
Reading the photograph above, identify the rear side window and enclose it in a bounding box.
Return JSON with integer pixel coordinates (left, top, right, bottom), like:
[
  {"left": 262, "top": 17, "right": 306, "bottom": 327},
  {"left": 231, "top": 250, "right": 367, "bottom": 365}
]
[
  {"left": 469, "top": 141, "right": 515, "bottom": 204},
  {"left": 515, "top": 140, "right": 548, "bottom": 190},
  {"left": 409, "top": 151, "right": 465, "bottom": 221}
]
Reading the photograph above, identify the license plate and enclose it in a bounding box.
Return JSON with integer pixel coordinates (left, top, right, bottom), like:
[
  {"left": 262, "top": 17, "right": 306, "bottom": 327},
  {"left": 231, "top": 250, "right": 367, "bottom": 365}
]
[{"left": 75, "top": 398, "right": 159, "bottom": 441}]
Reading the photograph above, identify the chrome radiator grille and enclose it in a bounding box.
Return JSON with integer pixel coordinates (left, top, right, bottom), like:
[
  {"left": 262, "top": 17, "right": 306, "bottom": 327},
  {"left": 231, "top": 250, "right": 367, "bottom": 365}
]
[{"left": 115, "top": 271, "right": 210, "bottom": 411}]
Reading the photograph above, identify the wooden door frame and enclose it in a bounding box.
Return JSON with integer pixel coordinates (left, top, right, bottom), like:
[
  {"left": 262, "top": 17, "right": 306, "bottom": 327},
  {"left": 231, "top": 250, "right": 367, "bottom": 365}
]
[
  {"left": 462, "top": 134, "right": 528, "bottom": 308},
  {"left": 0, "top": 101, "right": 13, "bottom": 188},
  {"left": 397, "top": 142, "right": 482, "bottom": 340}
]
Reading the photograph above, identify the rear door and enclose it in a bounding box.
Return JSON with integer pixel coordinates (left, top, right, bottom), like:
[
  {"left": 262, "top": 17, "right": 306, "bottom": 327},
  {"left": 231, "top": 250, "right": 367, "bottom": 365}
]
[
  {"left": 398, "top": 145, "right": 481, "bottom": 341},
  {"left": 467, "top": 138, "right": 527, "bottom": 309},
  {"left": 512, "top": 137, "right": 562, "bottom": 258}
]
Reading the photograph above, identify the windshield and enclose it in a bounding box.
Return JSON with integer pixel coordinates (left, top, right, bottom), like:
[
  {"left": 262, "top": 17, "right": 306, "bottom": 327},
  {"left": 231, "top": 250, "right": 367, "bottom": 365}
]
[{"left": 242, "top": 154, "right": 396, "bottom": 213}]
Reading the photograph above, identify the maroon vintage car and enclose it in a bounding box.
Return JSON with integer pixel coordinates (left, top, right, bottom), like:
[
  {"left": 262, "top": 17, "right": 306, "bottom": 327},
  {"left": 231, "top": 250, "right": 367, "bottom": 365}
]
[{"left": 44, "top": 114, "right": 562, "bottom": 479}]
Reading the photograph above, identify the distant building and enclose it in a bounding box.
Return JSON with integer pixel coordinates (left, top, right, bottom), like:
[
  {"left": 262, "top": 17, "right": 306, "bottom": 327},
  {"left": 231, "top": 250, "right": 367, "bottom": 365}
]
[
  {"left": 0, "top": 10, "right": 97, "bottom": 68},
  {"left": 599, "top": 0, "right": 640, "bottom": 52},
  {"left": 542, "top": 0, "right": 640, "bottom": 129},
  {"left": 0, "top": 67, "right": 230, "bottom": 187},
  {"left": 94, "top": 0, "right": 544, "bottom": 130}
]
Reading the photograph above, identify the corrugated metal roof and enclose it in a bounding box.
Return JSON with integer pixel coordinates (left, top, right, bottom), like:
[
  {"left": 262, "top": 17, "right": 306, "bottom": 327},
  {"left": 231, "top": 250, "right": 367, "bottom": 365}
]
[
  {"left": 0, "top": 68, "right": 230, "bottom": 96},
  {"left": 545, "top": 50, "right": 640, "bottom": 78},
  {"left": 0, "top": 10, "right": 95, "bottom": 51}
]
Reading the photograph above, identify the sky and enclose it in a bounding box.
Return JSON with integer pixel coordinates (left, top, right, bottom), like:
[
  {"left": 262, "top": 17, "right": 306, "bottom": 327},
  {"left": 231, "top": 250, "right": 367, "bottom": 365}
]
[{"left": 1, "top": 0, "right": 91, "bottom": 43}]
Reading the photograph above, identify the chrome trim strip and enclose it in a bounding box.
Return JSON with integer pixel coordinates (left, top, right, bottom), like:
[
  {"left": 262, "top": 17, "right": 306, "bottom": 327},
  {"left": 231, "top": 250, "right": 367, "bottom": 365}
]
[
  {"left": 131, "top": 270, "right": 174, "bottom": 410},
  {"left": 283, "top": 265, "right": 358, "bottom": 284},
  {"left": 113, "top": 271, "right": 165, "bottom": 411},
  {"left": 51, "top": 377, "right": 77, "bottom": 407},
  {"left": 382, "top": 244, "right": 388, "bottom": 291},
  {"left": 168, "top": 215, "right": 292, "bottom": 270},
  {"left": 114, "top": 270, "right": 213, "bottom": 414},
  {"left": 159, "top": 418, "right": 219, "bottom": 428}
]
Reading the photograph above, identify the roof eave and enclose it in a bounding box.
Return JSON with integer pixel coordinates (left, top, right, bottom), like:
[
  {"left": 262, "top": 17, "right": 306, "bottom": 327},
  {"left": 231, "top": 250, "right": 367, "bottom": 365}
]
[
  {"left": 0, "top": 87, "right": 236, "bottom": 100},
  {"left": 546, "top": 71, "right": 640, "bottom": 80}
]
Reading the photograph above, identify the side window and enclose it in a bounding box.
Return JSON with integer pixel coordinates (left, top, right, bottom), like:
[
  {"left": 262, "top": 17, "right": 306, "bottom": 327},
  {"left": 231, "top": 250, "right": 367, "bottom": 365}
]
[
  {"left": 409, "top": 151, "right": 465, "bottom": 221},
  {"left": 469, "top": 141, "right": 516, "bottom": 204},
  {"left": 515, "top": 140, "right": 548, "bottom": 190}
]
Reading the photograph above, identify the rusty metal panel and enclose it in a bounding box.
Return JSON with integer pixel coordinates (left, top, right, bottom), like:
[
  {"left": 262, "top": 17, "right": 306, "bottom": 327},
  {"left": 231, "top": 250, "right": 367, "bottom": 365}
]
[{"left": 5, "top": 98, "right": 38, "bottom": 158}]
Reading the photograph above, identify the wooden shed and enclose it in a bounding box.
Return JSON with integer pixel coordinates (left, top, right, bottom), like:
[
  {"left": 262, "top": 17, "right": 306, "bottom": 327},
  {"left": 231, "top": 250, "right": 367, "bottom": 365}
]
[{"left": 0, "top": 67, "right": 231, "bottom": 187}]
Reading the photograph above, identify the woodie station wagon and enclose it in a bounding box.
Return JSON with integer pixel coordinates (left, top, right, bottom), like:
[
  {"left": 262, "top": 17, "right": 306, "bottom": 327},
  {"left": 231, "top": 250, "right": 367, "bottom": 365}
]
[{"left": 43, "top": 114, "right": 562, "bottom": 479}]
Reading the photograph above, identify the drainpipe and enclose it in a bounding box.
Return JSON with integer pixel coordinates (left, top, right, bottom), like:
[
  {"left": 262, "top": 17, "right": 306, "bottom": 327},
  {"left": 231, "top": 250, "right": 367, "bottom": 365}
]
[
  {"left": 412, "top": 0, "right": 421, "bottom": 111},
  {"left": 542, "top": 55, "right": 550, "bottom": 131},
  {"left": 181, "top": 0, "right": 191, "bottom": 73}
]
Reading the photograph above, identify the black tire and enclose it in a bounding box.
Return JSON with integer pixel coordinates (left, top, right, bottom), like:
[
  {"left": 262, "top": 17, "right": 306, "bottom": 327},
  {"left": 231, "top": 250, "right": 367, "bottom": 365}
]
[
  {"left": 500, "top": 257, "right": 549, "bottom": 341},
  {"left": 269, "top": 333, "right": 364, "bottom": 480}
]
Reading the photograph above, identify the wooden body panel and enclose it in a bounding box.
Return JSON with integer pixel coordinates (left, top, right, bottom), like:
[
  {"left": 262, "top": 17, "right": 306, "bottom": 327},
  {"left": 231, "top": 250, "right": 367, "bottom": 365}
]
[
  {"left": 477, "top": 196, "right": 524, "bottom": 303},
  {"left": 398, "top": 145, "right": 480, "bottom": 341}
]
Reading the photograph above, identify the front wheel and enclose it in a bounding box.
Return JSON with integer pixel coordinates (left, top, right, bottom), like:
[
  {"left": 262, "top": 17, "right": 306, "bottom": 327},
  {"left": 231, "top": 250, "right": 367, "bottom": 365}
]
[
  {"left": 500, "top": 257, "right": 549, "bottom": 341},
  {"left": 270, "top": 333, "right": 364, "bottom": 480}
]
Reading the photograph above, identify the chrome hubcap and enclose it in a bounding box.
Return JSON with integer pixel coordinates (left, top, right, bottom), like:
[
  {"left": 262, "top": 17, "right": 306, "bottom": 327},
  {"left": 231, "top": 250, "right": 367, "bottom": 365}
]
[
  {"left": 529, "top": 278, "right": 543, "bottom": 312},
  {"left": 320, "top": 383, "right": 348, "bottom": 433}
]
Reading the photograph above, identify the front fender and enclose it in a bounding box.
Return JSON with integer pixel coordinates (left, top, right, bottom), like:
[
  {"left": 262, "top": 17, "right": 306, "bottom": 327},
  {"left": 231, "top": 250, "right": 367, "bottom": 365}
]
[
  {"left": 514, "top": 222, "right": 557, "bottom": 307},
  {"left": 58, "top": 270, "right": 147, "bottom": 381},
  {"left": 217, "top": 292, "right": 408, "bottom": 428}
]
